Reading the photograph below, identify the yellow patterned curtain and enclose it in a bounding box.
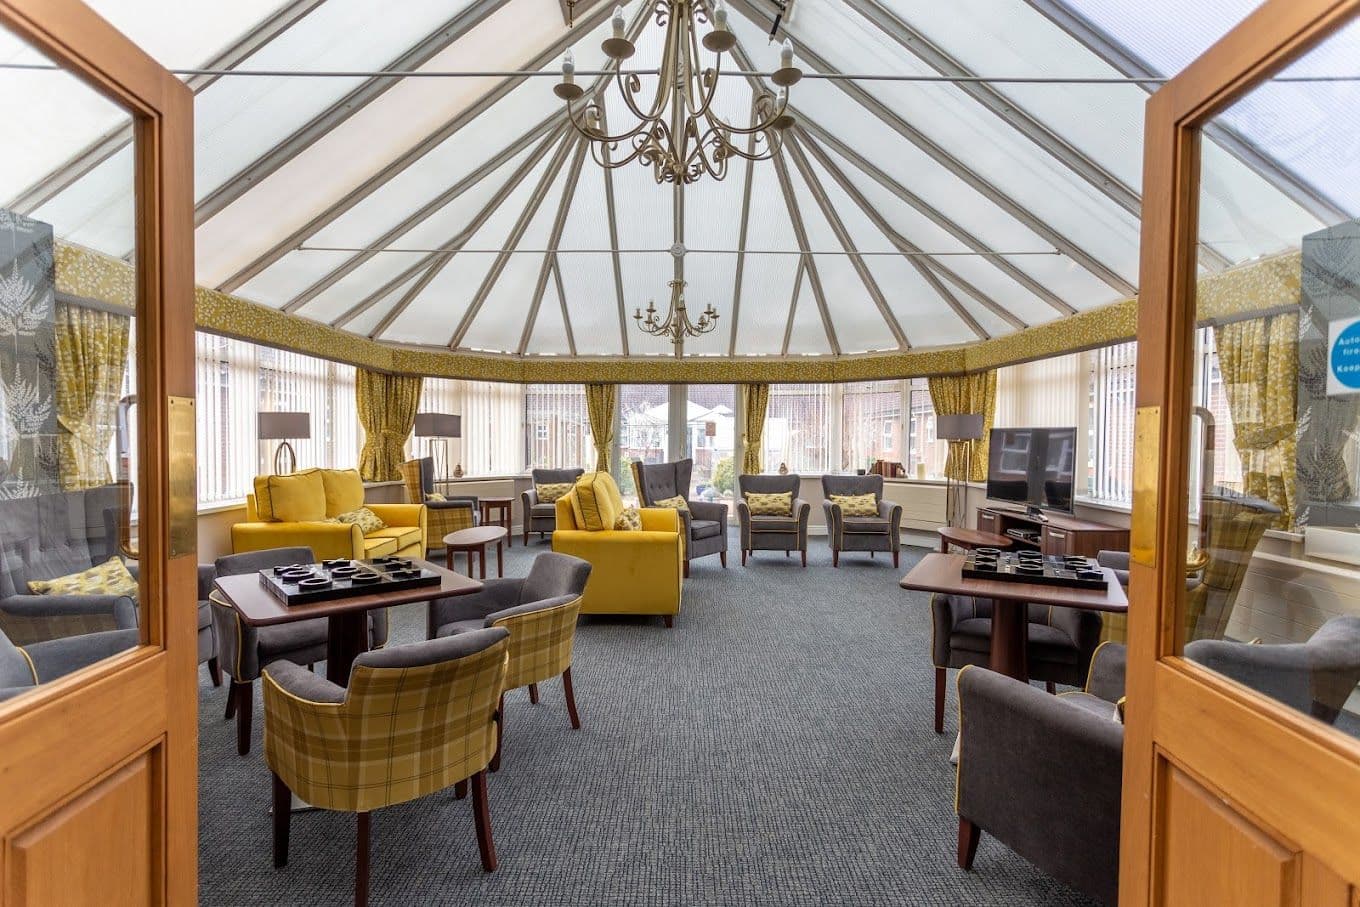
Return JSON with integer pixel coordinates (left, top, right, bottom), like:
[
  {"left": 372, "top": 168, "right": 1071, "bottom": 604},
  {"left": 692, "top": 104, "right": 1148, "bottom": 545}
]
[
  {"left": 357, "top": 369, "right": 422, "bottom": 482},
  {"left": 739, "top": 383, "right": 770, "bottom": 475},
  {"left": 55, "top": 303, "right": 130, "bottom": 490},
  {"left": 1213, "top": 313, "right": 1297, "bottom": 528},
  {"left": 585, "top": 383, "right": 616, "bottom": 473},
  {"left": 928, "top": 371, "right": 997, "bottom": 482}
]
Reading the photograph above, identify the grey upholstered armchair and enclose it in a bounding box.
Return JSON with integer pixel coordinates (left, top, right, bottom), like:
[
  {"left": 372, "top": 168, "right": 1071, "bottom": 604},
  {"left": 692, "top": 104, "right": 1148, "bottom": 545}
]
[
  {"left": 820, "top": 474, "right": 902, "bottom": 568},
  {"left": 211, "top": 546, "right": 389, "bottom": 756},
  {"left": 521, "top": 468, "right": 584, "bottom": 544},
  {"left": 0, "top": 626, "right": 140, "bottom": 702},
  {"left": 930, "top": 593, "right": 1103, "bottom": 733},
  {"left": 634, "top": 458, "right": 728, "bottom": 576},
  {"left": 736, "top": 474, "right": 810, "bottom": 566}
]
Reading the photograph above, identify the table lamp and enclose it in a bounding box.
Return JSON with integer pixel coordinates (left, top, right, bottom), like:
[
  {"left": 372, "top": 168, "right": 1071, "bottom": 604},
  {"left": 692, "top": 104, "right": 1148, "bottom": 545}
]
[
  {"left": 258, "top": 411, "right": 311, "bottom": 476},
  {"left": 936, "top": 413, "right": 984, "bottom": 529},
  {"left": 414, "top": 412, "right": 461, "bottom": 483}
]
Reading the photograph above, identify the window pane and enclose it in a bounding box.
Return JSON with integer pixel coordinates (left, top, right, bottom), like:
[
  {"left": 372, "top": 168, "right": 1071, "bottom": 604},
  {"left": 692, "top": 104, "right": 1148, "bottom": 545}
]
[
  {"left": 616, "top": 384, "right": 669, "bottom": 501},
  {"left": 524, "top": 384, "right": 593, "bottom": 471},
  {"left": 841, "top": 380, "right": 904, "bottom": 474},
  {"left": 684, "top": 385, "right": 735, "bottom": 508},
  {"left": 1086, "top": 341, "right": 1138, "bottom": 505},
  {"left": 907, "top": 378, "right": 947, "bottom": 479},
  {"left": 764, "top": 384, "right": 833, "bottom": 474},
  {"left": 458, "top": 380, "right": 522, "bottom": 477}
]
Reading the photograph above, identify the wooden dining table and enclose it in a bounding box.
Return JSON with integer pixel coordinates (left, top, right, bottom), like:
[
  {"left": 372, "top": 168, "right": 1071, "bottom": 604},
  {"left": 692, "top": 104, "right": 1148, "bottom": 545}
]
[
  {"left": 214, "top": 561, "right": 483, "bottom": 685},
  {"left": 899, "top": 552, "right": 1128, "bottom": 682}
]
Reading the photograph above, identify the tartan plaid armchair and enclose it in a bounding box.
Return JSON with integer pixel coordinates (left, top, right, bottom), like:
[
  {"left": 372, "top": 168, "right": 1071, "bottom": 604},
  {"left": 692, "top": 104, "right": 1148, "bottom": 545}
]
[
  {"left": 429, "top": 552, "right": 592, "bottom": 770},
  {"left": 401, "top": 457, "right": 476, "bottom": 555},
  {"left": 263, "top": 628, "right": 510, "bottom": 905}
]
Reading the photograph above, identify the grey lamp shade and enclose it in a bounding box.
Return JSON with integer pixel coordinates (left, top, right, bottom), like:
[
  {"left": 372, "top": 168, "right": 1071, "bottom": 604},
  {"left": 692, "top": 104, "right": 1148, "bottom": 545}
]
[
  {"left": 414, "top": 412, "right": 461, "bottom": 438},
  {"left": 258, "top": 411, "right": 311, "bottom": 440},
  {"left": 936, "top": 413, "right": 985, "bottom": 441}
]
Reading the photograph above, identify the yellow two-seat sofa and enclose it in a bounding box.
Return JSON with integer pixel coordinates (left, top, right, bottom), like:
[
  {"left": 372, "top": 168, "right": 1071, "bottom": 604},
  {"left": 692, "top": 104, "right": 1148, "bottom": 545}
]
[
  {"left": 551, "top": 471, "right": 683, "bottom": 626},
  {"left": 232, "top": 468, "right": 426, "bottom": 561}
]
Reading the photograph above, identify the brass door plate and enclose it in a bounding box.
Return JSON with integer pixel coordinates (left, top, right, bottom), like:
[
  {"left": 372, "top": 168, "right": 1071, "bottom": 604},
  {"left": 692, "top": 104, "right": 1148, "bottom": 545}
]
[
  {"left": 169, "top": 396, "right": 196, "bottom": 558},
  {"left": 1131, "top": 405, "right": 1160, "bottom": 568}
]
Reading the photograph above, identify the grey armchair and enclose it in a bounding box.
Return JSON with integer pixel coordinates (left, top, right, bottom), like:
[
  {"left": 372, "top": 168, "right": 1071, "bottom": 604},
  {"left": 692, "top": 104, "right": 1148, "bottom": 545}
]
[
  {"left": 820, "top": 474, "right": 902, "bottom": 568},
  {"left": 0, "top": 626, "right": 140, "bottom": 702},
  {"left": 195, "top": 564, "right": 221, "bottom": 686},
  {"left": 521, "top": 468, "right": 585, "bottom": 544},
  {"left": 930, "top": 593, "right": 1103, "bottom": 733},
  {"left": 634, "top": 458, "right": 728, "bottom": 576},
  {"left": 736, "top": 474, "right": 810, "bottom": 567},
  {"left": 211, "top": 546, "right": 389, "bottom": 756}
]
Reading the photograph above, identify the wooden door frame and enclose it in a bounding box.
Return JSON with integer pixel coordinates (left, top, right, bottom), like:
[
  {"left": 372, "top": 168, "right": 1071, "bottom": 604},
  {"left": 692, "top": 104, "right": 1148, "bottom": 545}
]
[
  {"left": 1125, "top": 1, "right": 1360, "bottom": 903},
  {"left": 0, "top": 0, "right": 196, "bottom": 903}
]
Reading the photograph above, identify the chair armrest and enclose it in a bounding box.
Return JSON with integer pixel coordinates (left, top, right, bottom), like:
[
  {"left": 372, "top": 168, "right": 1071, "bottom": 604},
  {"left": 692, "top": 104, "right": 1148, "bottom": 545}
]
[
  {"left": 929, "top": 593, "right": 971, "bottom": 666},
  {"left": 1047, "top": 606, "right": 1105, "bottom": 671},
  {"left": 791, "top": 498, "right": 811, "bottom": 525},
  {"left": 877, "top": 499, "right": 903, "bottom": 527},
  {"left": 1085, "top": 641, "right": 1127, "bottom": 702},
  {"left": 231, "top": 521, "right": 363, "bottom": 561},
  {"left": 485, "top": 593, "right": 580, "bottom": 626},
  {"left": 196, "top": 564, "right": 216, "bottom": 602},
  {"left": 23, "top": 628, "right": 140, "bottom": 682},
  {"left": 736, "top": 499, "right": 752, "bottom": 534},
  {"left": 367, "top": 503, "right": 425, "bottom": 528},
  {"left": 1, "top": 592, "right": 136, "bottom": 620},
  {"left": 263, "top": 659, "right": 347, "bottom": 704},
  {"left": 521, "top": 488, "right": 541, "bottom": 507},
  {"left": 688, "top": 500, "right": 727, "bottom": 523},
  {"left": 429, "top": 579, "right": 525, "bottom": 633},
  {"left": 638, "top": 507, "right": 681, "bottom": 534}
]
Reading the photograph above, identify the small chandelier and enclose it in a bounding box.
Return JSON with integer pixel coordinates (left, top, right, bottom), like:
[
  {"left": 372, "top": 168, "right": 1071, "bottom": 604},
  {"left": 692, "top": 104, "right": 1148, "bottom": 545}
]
[
  {"left": 556, "top": 1, "right": 802, "bottom": 184},
  {"left": 634, "top": 251, "right": 719, "bottom": 343}
]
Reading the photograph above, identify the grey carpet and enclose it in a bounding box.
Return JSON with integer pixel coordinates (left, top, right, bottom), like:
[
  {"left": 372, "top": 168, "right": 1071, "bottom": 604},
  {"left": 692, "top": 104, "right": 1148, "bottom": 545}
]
[{"left": 199, "top": 534, "right": 1099, "bottom": 906}]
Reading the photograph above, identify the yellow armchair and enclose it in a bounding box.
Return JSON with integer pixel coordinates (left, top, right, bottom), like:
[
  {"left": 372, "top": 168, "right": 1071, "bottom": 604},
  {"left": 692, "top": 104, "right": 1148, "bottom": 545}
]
[{"left": 551, "top": 494, "right": 684, "bottom": 626}]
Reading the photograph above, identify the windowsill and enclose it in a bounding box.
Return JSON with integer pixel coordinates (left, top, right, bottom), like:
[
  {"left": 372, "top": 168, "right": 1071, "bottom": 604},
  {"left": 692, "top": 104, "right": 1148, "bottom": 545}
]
[
  {"left": 435, "top": 474, "right": 528, "bottom": 483},
  {"left": 1073, "top": 496, "right": 1132, "bottom": 514}
]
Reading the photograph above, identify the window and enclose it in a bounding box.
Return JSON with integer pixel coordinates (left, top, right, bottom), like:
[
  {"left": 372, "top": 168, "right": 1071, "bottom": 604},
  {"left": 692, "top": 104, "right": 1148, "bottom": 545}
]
[
  {"left": 841, "top": 380, "right": 903, "bottom": 472},
  {"left": 616, "top": 384, "right": 670, "bottom": 500},
  {"left": 460, "top": 381, "right": 523, "bottom": 476},
  {"left": 906, "top": 378, "right": 946, "bottom": 479},
  {"left": 764, "top": 384, "right": 834, "bottom": 474},
  {"left": 1087, "top": 341, "right": 1139, "bottom": 505},
  {"left": 524, "top": 384, "right": 593, "bottom": 471},
  {"left": 685, "top": 385, "right": 735, "bottom": 505}
]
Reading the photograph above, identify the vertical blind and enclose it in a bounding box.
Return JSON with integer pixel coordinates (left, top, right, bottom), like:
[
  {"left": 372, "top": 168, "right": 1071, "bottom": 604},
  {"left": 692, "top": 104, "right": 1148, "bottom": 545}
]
[
  {"left": 765, "top": 384, "right": 834, "bottom": 473},
  {"left": 524, "top": 383, "right": 593, "bottom": 470},
  {"left": 461, "top": 380, "right": 523, "bottom": 476},
  {"left": 906, "top": 378, "right": 945, "bottom": 479},
  {"left": 1087, "top": 341, "right": 1139, "bottom": 505},
  {"left": 841, "top": 380, "right": 903, "bottom": 473}
]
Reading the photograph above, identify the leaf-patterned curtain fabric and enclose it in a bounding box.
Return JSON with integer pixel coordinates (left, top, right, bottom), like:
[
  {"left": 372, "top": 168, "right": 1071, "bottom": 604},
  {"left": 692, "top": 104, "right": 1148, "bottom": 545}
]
[
  {"left": 740, "top": 383, "right": 769, "bottom": 475},
  {"left": 55, "top": 303, "right": 129, "bottom": 490},
  {"left": 0, "top": 209, "right": 59, "bottom": 497},
  {"left": 585, "top": 383, "right": 616, "bottom": 473},
  {"left": 357, "top": 369, "right": 422, "bottom": 482},
  {"left": 928, "top": 371, "right": 997, "bottom": 482},
  {"left": 1213, "top": 313, "right": 1298, "bottom": 528}
]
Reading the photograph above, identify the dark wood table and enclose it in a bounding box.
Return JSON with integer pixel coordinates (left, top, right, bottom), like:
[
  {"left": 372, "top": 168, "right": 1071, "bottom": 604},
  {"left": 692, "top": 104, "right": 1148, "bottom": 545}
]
[
  {"left": 214, "top": 562, "right": 482, "bottom": 685},
  {"left": 445, "top": 525, "right": 509, "bottom": 579},
  {"left": 478, "top": 497, "right": 514, "bottom": 544},
  {"left": 937, "top": 526, "right": 1013, "bottom": 553},
  {"left": 900, "top": 552, "right": 1127, "bottom": 681}
]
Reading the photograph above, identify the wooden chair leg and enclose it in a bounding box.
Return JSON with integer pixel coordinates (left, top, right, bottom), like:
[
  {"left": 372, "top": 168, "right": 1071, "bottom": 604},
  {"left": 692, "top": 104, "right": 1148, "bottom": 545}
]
[
  {"left": 683, "top": 561, "right": 690, "bottom": 578},
  {"left": 801, "top": 549, "right": 807, "bottom": 567},
  {"left": 229, "top": 680, "right": 252, "bottom": 755},
  {"left": 563, "top": 666, "right": 582, "bottom": 730},
  {"left": 893, "top": 549, "right": 900, "bottom": 569},
  {"left": 934, "top": 667, "right": 946, "bottom": 734},
  {"left": 1046, "top": 681, "right": 1057, "bottom": 695},
  {"left": 720, "top": 550, "right": 727, "bottom": 568},
  {"left": 528, "top": 683, "right": 540, "bottom": 705},
  {"left": 471, "top": 771, "right": 497, "bottom": 872},
  {"left": 454, "top": 779, "right": 468, "bottom": 800},
  {"left": 224, "top": 678, "right": 239, "bottom": 720},
  {"left": 356, "top": 811, "right": 370, "bottom": 907},
  {"left": 958, "top": 816, "right": 981, "bottom": 870},
  {"left": 208, "top": 656, "right": 222, "bottom": 688},
  {"left": 833, "top": 550, "right": 839, "bottom": 568},
  {"left": 489, "top": 694, "right": 504, "bottom": 772},
  {"left": 271, "top": 773, "right": 292, "bottom": 868},
  {"left": 663, "top": 615, "right": 674, "bottom": 629},
  {"left": 741, "top": 550, "right": 748, "bottom": 566}
]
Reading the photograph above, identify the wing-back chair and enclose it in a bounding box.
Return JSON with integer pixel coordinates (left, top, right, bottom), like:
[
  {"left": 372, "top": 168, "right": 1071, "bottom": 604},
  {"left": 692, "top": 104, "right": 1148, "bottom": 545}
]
[
  {"left": 633, "top": 458, "right": 728, "bottom": 576},
  {"left": 210, "top": 546, "right": 389, "bottom": 756},
  {"left": 401, "top": 456, "right": 477, "bottom": 555},
  {"left": 736, "top": 474, "right": 810, "bottom": 567},
  {"left": 821, "top": 474, "right": 902, "bottom": 568},
  {"left": 0, "top": 626, "right": 139, "bottom": 702},
  {"left": 264, "top": 629, "right": 510, "bottom": 905},
  {"left": 930, "top": 593, "right": 1103, "bottom": 733},
  {"left": 430, "top": 551, "right": 592, "bottom": 768},
  {"left": 1187, "top": 488, "right": 1281, "bottom": 641},
  {"left": 521, "top": 468, "right": 585, "bottom": 544}
]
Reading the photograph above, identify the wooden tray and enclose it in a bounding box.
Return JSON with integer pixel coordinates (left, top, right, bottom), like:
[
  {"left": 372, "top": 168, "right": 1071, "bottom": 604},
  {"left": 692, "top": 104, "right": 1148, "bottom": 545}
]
[
  {"left": 961, "top": 552, "right": 1109, "bottom": 591},
  {"left": 259, "top": 557, "right": 441, "bottom": 606}
]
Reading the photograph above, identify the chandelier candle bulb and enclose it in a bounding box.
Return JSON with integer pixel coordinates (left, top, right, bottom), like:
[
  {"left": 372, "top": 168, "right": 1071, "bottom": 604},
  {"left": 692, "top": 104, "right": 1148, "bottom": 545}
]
[
  {"left": 562, "top": 48, "right": 574, "bottom": 83},
  {"left": 612, "top": 5, "right": 625, "bottom": 39},
  {"left": 714, "top": 0, "right": 728, "bottom": 29},
  {"left": 780, "top": 38, "right": 794, "bottom": 69}
]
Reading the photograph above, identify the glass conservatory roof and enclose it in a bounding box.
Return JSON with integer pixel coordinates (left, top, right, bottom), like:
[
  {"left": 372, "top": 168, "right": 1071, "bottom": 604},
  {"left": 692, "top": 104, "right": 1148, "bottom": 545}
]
[{"left": 2, "top": 0, "right": 1351, "bottom": 359}]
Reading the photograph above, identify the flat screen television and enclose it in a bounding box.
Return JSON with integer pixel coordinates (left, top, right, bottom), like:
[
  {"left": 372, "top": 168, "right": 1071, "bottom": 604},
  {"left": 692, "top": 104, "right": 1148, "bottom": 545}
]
[{"left": 985, "top": 427, "right": 1077, "bottom": 514}]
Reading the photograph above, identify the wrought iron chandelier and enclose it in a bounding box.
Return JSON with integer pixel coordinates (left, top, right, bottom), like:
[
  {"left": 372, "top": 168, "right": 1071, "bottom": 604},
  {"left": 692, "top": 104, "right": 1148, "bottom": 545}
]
[
  {"left": 556, "top": 1, "right": 802, "bottom": 184},
  {"left": 633, "top": 265, "right": 720, "bottom": 345}
]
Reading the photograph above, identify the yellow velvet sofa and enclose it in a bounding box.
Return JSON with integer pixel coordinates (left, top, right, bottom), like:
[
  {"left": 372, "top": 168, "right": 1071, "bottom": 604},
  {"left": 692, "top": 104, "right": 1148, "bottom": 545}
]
[
  {"left": 550, "top": 472, "right": 684, "bottom": 626},
  {"left": 231, "top": 468, "right": 426, "bottom": 561}
]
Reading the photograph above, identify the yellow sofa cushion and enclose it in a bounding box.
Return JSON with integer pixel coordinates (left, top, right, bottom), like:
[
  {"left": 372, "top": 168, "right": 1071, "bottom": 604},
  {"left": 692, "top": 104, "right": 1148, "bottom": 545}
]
[
  {"left": 364, "top": 526, "right": 422, "bottom": 552},
  {"left": 29, "top": 556, "right": 137, "bottom": 598},
  {"left": 319, "top": 468, "right": 365, "bottom": 517},
  {"left": 569, "top": 472, "right": 623, "bottom": 532},
  {"left": 361, "top": 535, "right": 400, "bottom": 558},
  {"left": 831, "top": 492, "right": 878, "bottom": 517},
  {"left": 744, "top": 491, "right": 793, "bottom": 516},
  {"left": 267, "top": 471, "right": 327, "bottom": 522}
]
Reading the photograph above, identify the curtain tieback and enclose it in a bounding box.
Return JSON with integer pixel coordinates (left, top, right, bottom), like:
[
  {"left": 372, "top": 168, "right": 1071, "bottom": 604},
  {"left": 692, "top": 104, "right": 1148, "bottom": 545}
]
[{"left": 57, "top": 414, "right": 104, "bottom": 454}]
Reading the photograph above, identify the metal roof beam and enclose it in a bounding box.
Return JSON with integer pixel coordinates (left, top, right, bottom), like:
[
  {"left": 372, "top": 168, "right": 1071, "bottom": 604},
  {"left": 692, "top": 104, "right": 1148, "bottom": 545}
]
[
  {"left": 796, "top": 117, "right": 1073, "bottom": 317},
  {"left": 727, "top": 96, "right": 762, "bottom": 357},
  {"left": 781, "top": 262, "right": 806, "bottom": 357},
  {"left": 784, "top": 134, "right": 911, "bottom": 349},
  {"left": 5, "top": 0, "right": 329, "bottom": 214},
  {"left": 598, "top": 108, "right": 631, "bottom": 357},
  {"left": 519, "top": 139, "right": 590, "bottom": 355},
  {"left": 770, "top": 148, "right": 840, "bottom": 356},
  {"left": 216, "top": 0, "right": 622, "bottom": 293},
  {"left": 551, "top": 257, "right": 578, "bottom": 356},
  {"left": 1025, "top": 0, "right": 1350, "bottom": 226},
  {"left": 726, "top": 0, "right": 1136, "bottom": 298}
]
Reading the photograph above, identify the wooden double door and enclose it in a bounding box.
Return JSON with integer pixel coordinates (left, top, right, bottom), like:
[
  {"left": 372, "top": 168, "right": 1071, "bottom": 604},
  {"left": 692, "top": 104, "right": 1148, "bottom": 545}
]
[
  {"left": 1124, "top": 1, "right": 1360, "bottom": 903},
  {"left": 0, "top": 1, "right": 196, "bottom": 903}
]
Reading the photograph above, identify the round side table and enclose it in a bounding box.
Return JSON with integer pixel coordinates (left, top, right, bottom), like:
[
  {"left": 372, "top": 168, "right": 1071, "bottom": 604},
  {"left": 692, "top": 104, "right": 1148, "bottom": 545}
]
[{"left": 444, "top": 526, "right": 509, "bottom": 579}]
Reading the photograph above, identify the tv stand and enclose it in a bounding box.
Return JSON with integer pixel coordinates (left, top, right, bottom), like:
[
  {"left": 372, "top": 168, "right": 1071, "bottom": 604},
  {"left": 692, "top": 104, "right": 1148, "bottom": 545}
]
[{"left": 975, "top": 506, "right": 1128, "bottom": 559}]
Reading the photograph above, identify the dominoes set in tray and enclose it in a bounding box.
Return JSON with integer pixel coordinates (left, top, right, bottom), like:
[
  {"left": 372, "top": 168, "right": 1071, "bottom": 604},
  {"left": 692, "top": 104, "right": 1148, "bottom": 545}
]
[
  {"left": 961, "top": 549, "right": 1109, "bottom": 591},
  {"left": 259, "top": 556, "right": 441, "bottom": 606}
]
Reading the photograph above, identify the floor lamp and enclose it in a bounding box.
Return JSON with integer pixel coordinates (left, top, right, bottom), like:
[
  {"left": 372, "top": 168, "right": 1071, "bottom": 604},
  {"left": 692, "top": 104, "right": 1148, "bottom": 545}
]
[
  {"left": 414, "top": 413, "right": 461, "bottom": 483},
  {"left": 259, "top": 411, "right": 311, "bottom": 476},
  {"left": 936, "top": 414, "right": 984, "bottom": 529}
]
